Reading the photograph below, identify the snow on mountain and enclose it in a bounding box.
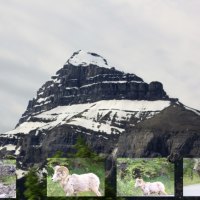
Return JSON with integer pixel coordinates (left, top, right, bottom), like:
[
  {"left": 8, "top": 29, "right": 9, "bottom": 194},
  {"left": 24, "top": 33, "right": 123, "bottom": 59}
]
[
  {"left": 16, "top": 169, "right": 28, "bottom": 179},
  {"left": 0, "top": 144, "right": 16, "bottom": 151},
  {"left": 67, "top": 50, "right": 109, "bottom": 67},
  {"left": 3, "top": 100, "right": 171, "bottom": 136}
]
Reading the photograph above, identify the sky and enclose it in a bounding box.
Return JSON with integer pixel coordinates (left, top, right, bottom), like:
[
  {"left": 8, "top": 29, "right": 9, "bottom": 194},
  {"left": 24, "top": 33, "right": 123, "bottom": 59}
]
[{"left": 0, "top": 0, "right": 200, "bottom": 133}]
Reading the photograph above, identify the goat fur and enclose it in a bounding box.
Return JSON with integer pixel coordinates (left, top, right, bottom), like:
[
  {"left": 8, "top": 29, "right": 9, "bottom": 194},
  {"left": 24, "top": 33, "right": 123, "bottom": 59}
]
[
  {"left": 52, "top": 165, "right": 101, "bottom": 196},
  {"left": 135, "top": 178, "right": 167, "bottom": 196}
]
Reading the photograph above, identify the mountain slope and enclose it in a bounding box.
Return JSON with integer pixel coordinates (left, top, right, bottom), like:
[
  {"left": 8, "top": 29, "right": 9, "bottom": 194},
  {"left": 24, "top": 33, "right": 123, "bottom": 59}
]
[{"left": 117, "top": 103, "right": 200, "bottom": 161}]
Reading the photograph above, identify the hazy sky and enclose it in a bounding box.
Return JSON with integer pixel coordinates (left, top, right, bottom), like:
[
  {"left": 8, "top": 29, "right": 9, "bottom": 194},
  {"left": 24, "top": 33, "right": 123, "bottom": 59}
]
[{"left": 0, "top": 0, "right": 200, "bottom": 133}]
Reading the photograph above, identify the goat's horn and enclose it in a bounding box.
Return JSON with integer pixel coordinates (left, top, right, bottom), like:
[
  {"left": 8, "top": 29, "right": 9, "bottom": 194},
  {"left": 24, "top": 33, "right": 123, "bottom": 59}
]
[{"left": 65, "top": 167, "right": 69, "bottom": 176}]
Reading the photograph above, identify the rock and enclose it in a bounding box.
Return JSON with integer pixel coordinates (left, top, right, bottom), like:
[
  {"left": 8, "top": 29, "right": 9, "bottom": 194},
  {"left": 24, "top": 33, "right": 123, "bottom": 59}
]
[
  {"left": 18, "top": 125, "right": 118, "bottom": 168},
  {"left": 0, "top": 183, "right": 16, "bottom": 198},
  {"left": 147, "top": 81, "right": 167, "bottom": 99},
  {"left": 0, "top": 165, "right": 16, "bottom": 176}
]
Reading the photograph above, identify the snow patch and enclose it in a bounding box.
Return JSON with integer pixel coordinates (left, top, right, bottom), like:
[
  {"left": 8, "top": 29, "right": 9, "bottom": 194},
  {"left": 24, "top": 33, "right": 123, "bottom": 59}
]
[
  {"left": 16, "top": 169, "right": 28, "bottom": 179},
  {"left": 4, "top": 122, "right": 46, "bottom": 135},
  {"left": 37, "top": 97, "right": 47, "bottom": 103},
  {"left": 0, "top": 144, "right": 16, "bottom": 151},
  {"left": 2, "top": 100, "right": 171, "bottom": 135},
  {"left": 68, "top": 118, "right": 123, "bottom": 134},
  {"left": 80, "top": 80, "right": 143, "bottom": 88},
  {"left": 15, "top": 146, "right": 21, "bottom": 155},
  {"left": 67, "top": 50, "right": 108, "bottom": 68}
]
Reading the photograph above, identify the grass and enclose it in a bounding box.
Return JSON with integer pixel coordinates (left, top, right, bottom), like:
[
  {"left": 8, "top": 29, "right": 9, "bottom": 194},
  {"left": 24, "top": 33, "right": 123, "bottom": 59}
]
[
  {"left": 3, "top": 159, "right": 16, "bottom": 165},
  {"left": 47, "top": 158, "right": 105, "bottom": 197},
  {"left": 47, "top": 176, "right": 65, "bottom": 196},
  {"left": 0, "top": 175, "right": 16, "bottom": 185},
  {"left": 117, "top": 176, "right": 174, "bottom": 196},
  {"left": 117, "top": 178, "right": 141, "bottom": 196},
  {"left": 183, "top": 172, "right": 200, "bottom": 186}
]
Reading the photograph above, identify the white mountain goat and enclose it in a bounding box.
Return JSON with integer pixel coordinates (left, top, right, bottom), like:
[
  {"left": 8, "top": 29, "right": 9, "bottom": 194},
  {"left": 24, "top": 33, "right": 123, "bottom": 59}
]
[
  {"left": 52, "top": 165, "right": 101, "bottom": 196},
  {"left": 135, "top": 178, "right": 167, "bottom": 196}
]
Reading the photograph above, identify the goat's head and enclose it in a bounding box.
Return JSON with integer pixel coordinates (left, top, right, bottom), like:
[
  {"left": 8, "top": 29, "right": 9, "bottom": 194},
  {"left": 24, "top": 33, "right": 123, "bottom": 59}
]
[
  {"left": 52, "top": 165, "right": 69, "bottom": 182},
  {"left": 193, "top": 159, "right": 200, "bottom": 170},
  {"left": 135, "top": 178, "right": 144, "bottom": 188}
]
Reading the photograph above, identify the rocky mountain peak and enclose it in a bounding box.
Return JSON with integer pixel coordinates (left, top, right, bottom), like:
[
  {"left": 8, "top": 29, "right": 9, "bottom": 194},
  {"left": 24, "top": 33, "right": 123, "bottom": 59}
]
[
  {"left": 66, "top": 50, "right": 108, "bottom": 67},
  {"left": 17, "top": 51, "right": 170, "bottom": 125}
]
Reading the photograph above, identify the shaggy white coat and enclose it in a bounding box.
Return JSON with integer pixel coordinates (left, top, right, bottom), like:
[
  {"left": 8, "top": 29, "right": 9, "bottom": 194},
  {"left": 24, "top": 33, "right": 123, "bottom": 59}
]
[
  {"left": 52, "top": 165, "right": 101, "bottom": 196},
  {"left": 135, "top": 178, "right": 167, "bottom": 196}
]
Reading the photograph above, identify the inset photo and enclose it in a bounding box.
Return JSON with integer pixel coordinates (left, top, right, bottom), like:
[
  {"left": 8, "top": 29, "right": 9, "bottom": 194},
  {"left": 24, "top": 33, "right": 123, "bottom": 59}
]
[
  {"left": 47, "top": 157, "right": 105, "bottom": 197},
  {"left": 0, "top": 159, "right": 16, "bottom": 198},
  {"left": 183, "top": 158, "right": 200, "bottom": 196},
  {"left": 117, "top": 158, "right": 174, "bottom": 197}
]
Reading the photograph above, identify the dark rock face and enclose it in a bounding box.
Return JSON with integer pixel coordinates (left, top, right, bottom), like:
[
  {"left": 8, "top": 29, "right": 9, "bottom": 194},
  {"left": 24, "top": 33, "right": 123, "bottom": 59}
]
[
  {"left": 18, "top": 58, "right": 169, "bottom": 125},
  {"left": 117, "top": 104, "right": 200, "bottom": 161},
  {"left": 18, "top": 125, "right": 118, "bottom": 168},
  {"left": 147, "top": 81, "right": 167, "bottom": 99}
]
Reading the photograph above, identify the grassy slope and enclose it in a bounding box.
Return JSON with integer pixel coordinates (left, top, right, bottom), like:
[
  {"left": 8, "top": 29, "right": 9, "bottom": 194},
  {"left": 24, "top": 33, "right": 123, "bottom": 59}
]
[{"left": 183, "top": 174, "right": 200, "bottom": 186}]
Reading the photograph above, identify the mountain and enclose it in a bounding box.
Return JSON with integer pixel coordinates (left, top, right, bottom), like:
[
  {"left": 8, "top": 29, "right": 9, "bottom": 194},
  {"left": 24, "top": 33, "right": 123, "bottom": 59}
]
[
  {"left": 0, "top": 50, "right": 199, "bottom": 176},
  {"left": 18, "top": 50, "right": 169, "bottom": 125}
]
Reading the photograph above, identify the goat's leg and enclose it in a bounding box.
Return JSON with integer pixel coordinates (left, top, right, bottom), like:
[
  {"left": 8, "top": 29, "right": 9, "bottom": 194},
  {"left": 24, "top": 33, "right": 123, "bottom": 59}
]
[
  {"left": 92, "top": 187, "right": 101, "bottom": 196},
  {"left": 74, "top": 192, "right": 77, "bottom": 196},
  {"left": 161, "top": 190, "right": 167, "bottom": 195},
  {"left": 157, "top": 191, "right": 161, "bottom": 196},
  {"left": 64, "top": 186, "right": 74, "bottom": 196},
  {"left": 65, "top": 193, "right": 70, "bottom": 196}
]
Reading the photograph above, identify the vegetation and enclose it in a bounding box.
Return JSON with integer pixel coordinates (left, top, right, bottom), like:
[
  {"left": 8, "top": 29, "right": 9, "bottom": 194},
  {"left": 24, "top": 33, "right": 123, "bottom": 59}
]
[
  {"left": 2, "top": 159, "right": 16, "bottom": 165},
  {"left": 183, "top": 158, "right": 200, "bottom": 186},
  {"left": 117, "top": 158, "right": 174, "bottom": 196},
  {"left": 24, "top": 167, "right": 46, "bottom": 200},
  {"left": 0, "top": 159, "right": 16, "bottom": 185}
]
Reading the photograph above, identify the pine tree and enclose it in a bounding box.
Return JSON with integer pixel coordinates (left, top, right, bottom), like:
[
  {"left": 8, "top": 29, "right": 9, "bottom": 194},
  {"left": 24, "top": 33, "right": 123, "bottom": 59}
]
[
  {"left": 74, "top": 135, "right": 99, "bottom": 160},
  {"left": 24, "top": 167, "right": 47, "bottom": 200}
]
